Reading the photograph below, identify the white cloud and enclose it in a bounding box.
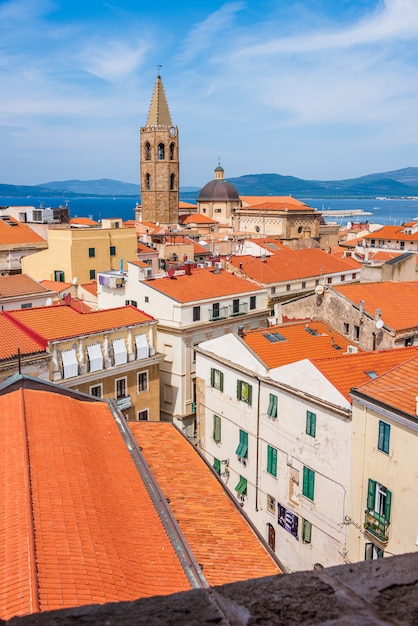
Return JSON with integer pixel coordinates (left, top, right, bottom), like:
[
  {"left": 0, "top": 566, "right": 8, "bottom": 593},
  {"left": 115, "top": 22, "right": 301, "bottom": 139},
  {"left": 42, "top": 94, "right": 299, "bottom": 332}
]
[{"left": 80, "top": 39, "right": 148, "bottom": 83}]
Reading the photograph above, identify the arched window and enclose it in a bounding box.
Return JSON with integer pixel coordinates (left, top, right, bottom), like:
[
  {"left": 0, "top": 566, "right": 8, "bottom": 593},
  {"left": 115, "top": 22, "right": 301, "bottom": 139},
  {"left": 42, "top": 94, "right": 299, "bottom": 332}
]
[
  {"left": 267, "top": 523, "right": 275, "bottom": 551},
  {"left": 169, "top": 142, "right": 175, "bottom": 160},
  {"left": 170, "top": 173, "right": 175, "bottom": 190},
  {"left": 158, "top": 143, "right": 165, "bottom": 160},
  {"left": 145, "top": 173, "right": 152, "bottom": 190},
  {"left": 145, "top": 142, "right": 151, "bottom": 160}
]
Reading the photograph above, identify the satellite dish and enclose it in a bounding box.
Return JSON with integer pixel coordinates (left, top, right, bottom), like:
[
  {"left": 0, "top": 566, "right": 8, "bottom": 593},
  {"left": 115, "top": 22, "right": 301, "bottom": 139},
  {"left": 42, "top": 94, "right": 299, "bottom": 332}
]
[
  {"left": 46, "top": 298, "right": 52, "bottom": 306},
  {"left": 168, "top": 268, "right": 175, "bottom": 278},
  {"left": 376, "top": 319, "right": 384, "bottom": 329},
  {"left": 315, "top": 285, "right": 324, "bottom": 295},
  {"left": 72, "top": 277, "right": 78, "bottom": 284}
]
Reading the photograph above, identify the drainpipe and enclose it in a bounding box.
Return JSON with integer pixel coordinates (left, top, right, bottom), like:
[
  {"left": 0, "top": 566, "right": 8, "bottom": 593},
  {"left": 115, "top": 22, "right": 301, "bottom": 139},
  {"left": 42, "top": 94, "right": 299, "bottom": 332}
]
[
  {"left": 372, "top": 332, "right": 377, "bottom": 351},
  {"left": 255, "top": 377, "right": 261, "bottom": 512}
]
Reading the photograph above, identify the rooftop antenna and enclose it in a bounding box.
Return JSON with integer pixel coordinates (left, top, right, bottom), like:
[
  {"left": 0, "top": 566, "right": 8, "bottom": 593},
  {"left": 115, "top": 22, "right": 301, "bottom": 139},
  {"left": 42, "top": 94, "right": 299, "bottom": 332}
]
[{"left": 157, "top": 64, "right": 162, "bottom": 77}]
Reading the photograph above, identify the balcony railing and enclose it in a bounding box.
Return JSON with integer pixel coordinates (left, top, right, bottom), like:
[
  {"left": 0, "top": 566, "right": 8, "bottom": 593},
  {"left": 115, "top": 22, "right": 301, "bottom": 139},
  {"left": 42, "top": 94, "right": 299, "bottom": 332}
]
[
  {"left": 229, "top": 302, "right": 249, "bottom": 317},
  {"left": 209, "top": 306, "right": 229, "bottom": 322},
  {"left": 364, "top": 510, "right": 389, "bottom": 543}
]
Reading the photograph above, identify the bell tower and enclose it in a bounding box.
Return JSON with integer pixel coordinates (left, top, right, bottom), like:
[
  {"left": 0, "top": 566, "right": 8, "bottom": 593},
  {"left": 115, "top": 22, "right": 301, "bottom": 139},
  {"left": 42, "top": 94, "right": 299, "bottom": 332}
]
[{"left": 139, "top": 74, "right": 179, "bottom": 226}]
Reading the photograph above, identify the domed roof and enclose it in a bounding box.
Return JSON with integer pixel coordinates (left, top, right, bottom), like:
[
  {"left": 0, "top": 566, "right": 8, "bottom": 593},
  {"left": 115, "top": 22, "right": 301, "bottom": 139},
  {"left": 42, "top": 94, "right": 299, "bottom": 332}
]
[{"left": 197, "top": 179, "right": 240, "bottom": 202}]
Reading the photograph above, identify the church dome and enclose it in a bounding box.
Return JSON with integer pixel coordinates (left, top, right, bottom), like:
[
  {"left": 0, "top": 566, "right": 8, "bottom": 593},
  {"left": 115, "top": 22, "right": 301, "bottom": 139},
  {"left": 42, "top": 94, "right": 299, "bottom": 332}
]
[{"left": 197, "top": 165, "right": 240, "bottom": 202}]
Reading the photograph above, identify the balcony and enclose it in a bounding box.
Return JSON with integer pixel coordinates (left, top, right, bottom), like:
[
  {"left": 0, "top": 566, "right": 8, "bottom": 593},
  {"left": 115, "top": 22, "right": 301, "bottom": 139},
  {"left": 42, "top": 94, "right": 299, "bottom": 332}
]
[
  {"left": 209, "top": 306, "right": 228, "bottom": 322},
  {"left": 116, "top": 396, "right": 131, "bottom": 411},
  {"left": 229, "top": 302, "right": 249, "bottom": 317},
  {"left": 364, "top": 510, "right": 389, "bottom": 543}
]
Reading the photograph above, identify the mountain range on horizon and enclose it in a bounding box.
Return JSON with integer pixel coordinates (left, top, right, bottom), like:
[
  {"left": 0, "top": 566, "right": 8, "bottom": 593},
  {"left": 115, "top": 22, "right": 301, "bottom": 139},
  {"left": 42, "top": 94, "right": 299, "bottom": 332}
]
[{"left": 2, "top": 167, "right": 418, "bottom": 199}]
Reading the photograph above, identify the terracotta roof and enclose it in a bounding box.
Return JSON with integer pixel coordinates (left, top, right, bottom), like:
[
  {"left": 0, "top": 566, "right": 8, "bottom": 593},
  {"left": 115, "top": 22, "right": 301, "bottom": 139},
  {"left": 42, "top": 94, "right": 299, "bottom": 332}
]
[
  {"left": 243, "top": 321, "right": 359, "bottom": 369},
  {"left": 67, "top": 298, "right": 94, "bottom": 313},
  {"left": 4, "top": 305, "right": 153, "bottom": 344},
  {"left": 179, "top": 201, "right": 197, "bottom": 209},
  {"left": 0, "top": 315, "right": 45, "bottom": 360},
  {"left": 0, "top": 383, "right": 190, "bottom": 620},
  {"left": 69, "top": 217, "right": 99, "bottom": 227},
  {"left": 351, "top": 354, "right": 418, "bottom": 417},
  {"left": 40, "top": 280, "right": 72, "bottom": 293},
  {"left": 0, "top": 274, "right": 50, "bottom": 298},
  {"left": 0, "top": 216, "right": 46, "bottom": 244},
  {"left": 368, "top": 250, "right": 403, "bottom": 262},
  {"left": 364, "top": 224, "right": 418, "bottom": 242},
  {"left": 130, "top": 422, "right": 281, "bottom": 586},
  {"left": 79, "top": 281, "right": 97, "bottom": 297},
  {"left": 137, "top": 241, "right": 157, "bottom": 253},
  {"left": 240, "top": 196, "right": 314, "bottom": 211},
  {"left": 332, "top": 282, "right": 418, "bottom": 331},
  {"left": 144, "top": 267, "right": 262, "bottom": 303},
  {"left": 179, "top": 214, "right": 218, "bottom": 225},
  {"left": 311, "top": 347, "right": 418, "bottom": 401},
  {"left": 229, "top": 248, "right": 357, "bottom": 283}
]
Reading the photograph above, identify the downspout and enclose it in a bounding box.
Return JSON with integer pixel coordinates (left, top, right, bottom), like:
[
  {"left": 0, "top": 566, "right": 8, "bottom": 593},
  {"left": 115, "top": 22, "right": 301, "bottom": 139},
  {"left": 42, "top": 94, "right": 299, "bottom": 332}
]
[{"left": 255, "top": 377, "right": 261, "bottom": 512}]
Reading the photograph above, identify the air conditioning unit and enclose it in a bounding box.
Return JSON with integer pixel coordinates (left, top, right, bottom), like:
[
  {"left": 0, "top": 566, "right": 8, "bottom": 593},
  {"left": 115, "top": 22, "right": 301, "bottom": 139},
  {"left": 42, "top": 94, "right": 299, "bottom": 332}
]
[
  {"left": 205, "top": 261, "right": 212, "bottom": 267},
  {"left": 214, "top": 262, "right": 223, "bottom": 270},
  {"left": 197, "top": 263, "right": 205, "bottom": 269},
  {"left": 347, "top": 345, "right": 358, "bottom": 354}
]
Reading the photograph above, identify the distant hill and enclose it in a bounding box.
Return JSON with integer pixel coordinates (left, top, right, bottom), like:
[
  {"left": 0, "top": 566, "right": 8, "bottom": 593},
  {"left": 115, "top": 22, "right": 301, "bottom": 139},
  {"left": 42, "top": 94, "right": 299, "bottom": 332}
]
[{"left": 1, "top": 168, "right": 418, "bottom": 198}]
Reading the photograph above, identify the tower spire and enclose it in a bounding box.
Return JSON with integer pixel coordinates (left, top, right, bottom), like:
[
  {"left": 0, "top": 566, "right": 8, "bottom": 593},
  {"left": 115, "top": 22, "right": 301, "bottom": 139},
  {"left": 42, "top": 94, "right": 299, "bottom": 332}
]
[{"left": 146, "top": 74, "right": 172, "bottom": 126}]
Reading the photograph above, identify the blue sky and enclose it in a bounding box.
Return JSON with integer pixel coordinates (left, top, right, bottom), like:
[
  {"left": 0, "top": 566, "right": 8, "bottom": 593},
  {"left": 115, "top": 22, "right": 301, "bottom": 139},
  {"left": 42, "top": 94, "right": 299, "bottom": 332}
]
[{"left": 1, "top": 0, "right": 418, "bottom": 187}]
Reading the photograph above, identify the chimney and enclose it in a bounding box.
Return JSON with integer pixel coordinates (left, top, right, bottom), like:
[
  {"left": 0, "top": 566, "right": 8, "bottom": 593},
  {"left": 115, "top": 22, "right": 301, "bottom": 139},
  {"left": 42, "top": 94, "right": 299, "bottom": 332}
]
[
  {"left": 238, "top": 326, "right": 245, "bottom": 338},
  {"left": 185, "top": 263, "right": 191, "bottom": 276}
]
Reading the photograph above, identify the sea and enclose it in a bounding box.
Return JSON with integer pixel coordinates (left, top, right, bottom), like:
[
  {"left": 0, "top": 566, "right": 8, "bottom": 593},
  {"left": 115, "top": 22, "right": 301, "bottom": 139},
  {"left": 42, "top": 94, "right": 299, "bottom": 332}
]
[{"left": 2, "top": 195, "right": 418, "bottom": 227}]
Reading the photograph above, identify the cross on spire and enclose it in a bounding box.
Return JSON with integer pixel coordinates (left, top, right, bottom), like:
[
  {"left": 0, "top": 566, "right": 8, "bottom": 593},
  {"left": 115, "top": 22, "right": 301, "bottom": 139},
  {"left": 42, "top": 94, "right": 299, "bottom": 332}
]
[{"left": 157, "top": 64, "right": 162, "bottom": 77}]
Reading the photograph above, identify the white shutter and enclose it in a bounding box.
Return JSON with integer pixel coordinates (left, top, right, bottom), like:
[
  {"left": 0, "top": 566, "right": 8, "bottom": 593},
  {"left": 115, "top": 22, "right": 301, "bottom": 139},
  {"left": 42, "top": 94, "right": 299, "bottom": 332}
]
[
  {"left": 113, "top": 338, "right": 127, "bottom": 365},
  {"left": 87, "top": 343, "right": 103, "bottom": 372},
  {"left": 61, "top": 349, "right": 78, "bottom": 379},
  {"left": 135, "top": 334, "right": 149, "bottom": 359}
]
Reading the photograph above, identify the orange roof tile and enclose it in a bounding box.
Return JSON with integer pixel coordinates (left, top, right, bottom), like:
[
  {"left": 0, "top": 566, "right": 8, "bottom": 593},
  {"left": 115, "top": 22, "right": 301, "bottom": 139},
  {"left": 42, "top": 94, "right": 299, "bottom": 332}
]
[
  {"left": 311, "top": 347, "right": 418, "bottom": 401},
  {"left": 243, "top": 321, "right": 359, "bottom": 369},
  {"left": 70, "top": 217, "right": 99, "bottom": 226},
  {"left": 240, "top": 196, "right": 312, "bottom": 210},
  {"left": 332, "top": 282, "right": 418, "bottom": 331},
  {"left": 229, "top": 248, "right": 357, "bottom": 283},
  {"left": 364, "top": 224, "right": 418, "bottom": 242},
  {"left": 130, "top": 422, "right": 281, "bottom": 586},
  {"left": 0, "top": 315, "right": 45, "bottom": 360},
  {"left": 144, "top": 267, "right": 262, "bottom": 302},
  {"left": 179, "top": 214, "right": 218, "bottom": 225},
  {"left": 0, "top": 274, "right": 50, "bottom": 298},
  {"left": 0, "top": 384, "right": 191, "bottom": 620},
  {"left": 137, "top": 241, "right": 157, "bottom": 253},
  {"left": 79, "top": 281, "right": 97, "bottom": 297},
  {"left": 179, "top": 201, "right": 197, "bottom": 209},
  {"left": 352, "top": 354, "right": 418, "bottom": 417},
  {"left": 0, "top": 216, "right": 46, "bottom": 244},
  {"left": 4, "top": 305, "right": 153, "bottom": 344},
  {"left": 40, "top": 280, "right": 72, "bottom": 293}
]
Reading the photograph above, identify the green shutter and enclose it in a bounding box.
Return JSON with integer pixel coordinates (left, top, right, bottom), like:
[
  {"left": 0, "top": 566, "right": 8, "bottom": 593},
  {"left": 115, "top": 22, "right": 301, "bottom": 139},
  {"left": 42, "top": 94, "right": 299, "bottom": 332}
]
[
  {"left": 210, "top": 368, "right": 215, "bottom": 387},
  {"left": 302, "top": 519, "right": 312, "bottom": 543},
  {"left": 213, "top": 458, "right": 221, "bottom": 474},
  {"left": 268, "top": 394, "right": 278, "bottom": 418},
  {"left": 267, "top": 445, "right": 277, "bottom": 476},
  {"left": 236, "top": 430, "right": 248, "bottom": 458},
  {"left": 378, "top": 421, "right": 390, "bottom": 454},
  {"left": 237, "top": 379, "right": 241, "bottom": 400},
  {"left": 213, "top": 415, "right": 221, "bottom": 442},
  {"left": 306, "top": 410, "right": 316, "bottom": 437},
  {"left": 367, "top": 479, "right": 376, "bottom": 511},
  {"left": 219, "top": 371, "right": 224, "bottom": 391},
  {"left": 235, "top": 476, "right": 247, "bottom": 495},
  {"left": 384, "top": 489, "right": 392, "bottom": 522},
  {"left": 303, "top": 466, "right": 315, "bottom": 500},
  {"left": 247, "top": 384, "right": 252, "bottom": 406}
]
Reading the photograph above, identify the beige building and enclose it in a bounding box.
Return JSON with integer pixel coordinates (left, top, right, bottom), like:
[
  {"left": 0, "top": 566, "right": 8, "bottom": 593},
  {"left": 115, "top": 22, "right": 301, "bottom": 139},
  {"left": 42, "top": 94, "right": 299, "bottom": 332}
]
[
  {"left": 0, "top": 214, "right": 47, "bottom": 275},
  {"left": 21, "top": 226, "right": 137, "bottom": 284}
]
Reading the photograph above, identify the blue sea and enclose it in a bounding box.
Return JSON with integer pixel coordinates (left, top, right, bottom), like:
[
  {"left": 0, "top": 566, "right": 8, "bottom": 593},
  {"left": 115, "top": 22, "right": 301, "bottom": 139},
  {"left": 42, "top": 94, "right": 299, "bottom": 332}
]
[{"left": 2, "top": 195, "right": 418, "bottom": 227}]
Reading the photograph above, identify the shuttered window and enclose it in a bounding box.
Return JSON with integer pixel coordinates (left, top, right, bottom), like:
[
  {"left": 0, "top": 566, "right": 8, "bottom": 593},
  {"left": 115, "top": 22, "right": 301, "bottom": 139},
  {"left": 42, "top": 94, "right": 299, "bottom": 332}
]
[
  {"left": 267, "top": 445, "right": 277, "bottom": 477},
  {"left": 213, "top": 458, "right": 221, "bottom": 474},
  {"left": 61, "top": 349, "right": 78, "bottom": 379},
  {"left": 302, "top": 519, "right": 312, "bottom": 543},
  {"left": 87, "top": 343, "right": 103, "bottom": 372},
  {"left": 210, "top": 368, "right": 223, "bottom": 390},
  {"left": 135, "top": 334, "right": 149, "bottom": 359},
  {"left": 213, "top": 414, "right": 221, "bottom": 443},
  {"left": 267, "top": 393, "right": 278, "bottom": 418},
  {"left": 235, "top": 429, "right": 248, "bottom": 459},
  {"left": 378, "top": 421, "right": 390, "bottom": 454},
  {"left": 367, "top": 479, "right": 392, "bottom": 521},
  {"left": 235, "top": 476, "right": 247, "bottom": 495},
  {"left": 302, "top": 466, "right": 315, "bottom": 501},
  {"left": 306, "top": 410, "right": 316, "bottom": 437},
  {"left": 237, "top": 380, "right": 252, "bottom": 405},
  {"left": 113, "top": 338, "right": 127, "bottom": 366}
]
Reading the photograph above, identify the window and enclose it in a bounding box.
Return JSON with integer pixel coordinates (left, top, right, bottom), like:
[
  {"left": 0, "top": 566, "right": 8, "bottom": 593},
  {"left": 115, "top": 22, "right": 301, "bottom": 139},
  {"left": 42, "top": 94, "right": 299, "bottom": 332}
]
[
  {"left": 170, "top": 173, "right": 175, "bottom": 190},
  {"left": 405, "top": 337, "right": 414, "bottom": 346},
  {"left": 237, "top": 380, "right": 252, "bottom": 405},
  {"left": 235, "top": 476, "right": 247, "bottom": 496},
  {"left": 135, "top": 334, "right": 149, "bottom": 359},
  {"left": 327, "top": 277, "right": 332, "bottom": 284},
  {"left": 306, "top": 410, "right": 316, "bottom": 437},
  {"left": 138, "top": 409, "right": 149, "bottom": 421},
  {"left": 354, "top": 325, "right": 360, "bottom": 341},
  {"left": 301, "top": 281, "right": 306, "bottom": 289},
  {"left": 302, "top": 519, "right": 312, "bottom": 543},
  {"left": 267, "top": 493, "right": 276, "bottom": 514},
  {"left": 193, "top": 306, "right": 201, "bottom": 321},
  {"left": 343, "top": 323, "right": 349, "bottom": 335},
  {"left": 138, "top": 370, "right": 148, "bottom": 392},
  {"left": 250, "top": 295, "right": 256, "bottom": 310},
  {"left": 169, "top": 142, "right": 175, "bottom": 160},
  {"left": 352, "top": 273, "right": 357, "bottom": 279},
  {"left": 110, "top": 246, "right": 116, "bottom": 256},
  {"left": 271, "top": 286, "right": 276, "bottom": 295},
  {"left": 378, "top": 421, "right": 390, "bottom": 454},
  {"left": 87, "top": 343, "right": 103, "bottom": 372},
  {"left": 113, "top": 338, "right": 127, "bottom": 365},
  {"left": 215, "top": 208, "right": 222, "bottom": 213},
  {"left": 286, "top": 284, "right": 291, "bottom": 292},
  {"left": 145, "top": 142, "right": 151, "bottom": 160},
  {"left": 267, "top": 393, "right": 278, "bottom": 418},
  {"left": 90, "top": 269, "right": 96, "bottom": 280},
  {"left": 158, "top": 143, "right": 165, "bottom": 159},
  {"left": 365, "top": 543, "right": 384, "bottom": 560},
  {"left": 302, "top": 466, "right": 315, "bottom": 501},
  {"left": 267, "top": 445, "right": 277, "bottom": 477},
  {"left": 54, "top": 270, "right": 65, "bottom": 282},
  {"left": 341, "top": 274, "right": 345, "bottom": 282},
  {"left": 210, "top": 368, "right": 224, "bottom": 391},
  {"left": 88, "top": 247, "right": 95, "bottom": 258},
  {"left": 21, "top": 303, "right": 32, "bottom": 309},
  {"left": 232, "top": 298, "right": 240, "bottom": 314},
  {"left": 115, "top": 377, "right": 127, "bottom": 400},
  {"left": 212, "top": 302, "right": 220, "bottom": 319},
  {"left": 213, "top": 414, "right": 221, "bottom": 443},
  {"left": 367, "top": 479, "right": 391, "bottom": 521},
  {"left": 213, "top": 457, "right": 221, "bottom": 474},
  {"left": 89, "top": 384, "right": 102, "bottom": 398},
  {"left": 125, "top": 300, "right": 138, "bottom": 308},
  {"left": 145, "top": 296, "right": 149, "bottom": 303},
  {"left": 236, "top": 429, "right": 248, "bottom": 459},
  {"left": 62, "top": 348, "right": 78, "bottom": 379}
]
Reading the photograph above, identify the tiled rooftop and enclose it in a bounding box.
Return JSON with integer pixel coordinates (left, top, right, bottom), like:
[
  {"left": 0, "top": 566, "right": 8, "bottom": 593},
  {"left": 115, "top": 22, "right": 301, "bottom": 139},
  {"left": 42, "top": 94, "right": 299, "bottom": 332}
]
[
  {"left": 0, "top": 383, "right": 191, "bottom": 620},
  {"left": 144, "top": 266, "right": 262, "bottom": 302},
  {"left": 311, "top": 347, "right": 418, "bottom": 401},
  {"left": 79, "top": 281, "right": 97, "bottom": 296},
  {"left": 4, "top": 304, "right": 153, "bottom": 343},
  {"left": 179, "top": 214, "right": 218, "bottom": 225},
  {"left": 40, "top": 280, "right": 72, "bottom": 293},
  {"left": 364, "top": 224, "right": 418, "bottom": 241},
  {"left": 332, "top": 281, "right": 418, "bottom": 331},
  {"left": 0, "top": 274, "right": 50, "bottom": 298},
  {"left": 243, "top": 321, "right": 358, "bottom": 369},
  {"left": 229, "top": 247, "right": 357, "bottom": 283},
  {"left": 69, "top": 217, "right": 99, "bottom": 227},
  {"left": 0, "top": 216, "right": 46, "bottom": 244},
  {"left": 352, "top": 353, "right": 418, "bottom": 416},
  {"left": 0, "top": 315, "right": 45, "bottom": 360},
  {"left": 240, "top": 196, "right": 313, "bottom": 210},
  {"left": 130, "top": 422, "right": 281, "bottom": 587}
]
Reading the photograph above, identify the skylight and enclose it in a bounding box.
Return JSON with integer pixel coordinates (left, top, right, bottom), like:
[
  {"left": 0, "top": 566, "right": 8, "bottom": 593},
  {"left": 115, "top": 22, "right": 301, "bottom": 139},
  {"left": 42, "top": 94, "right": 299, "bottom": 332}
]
[
  {"left": 365, "top": 370, "right": 378, "bottom": 379},
  {"left": 263, "top": 332, "right": 286, "bottom": 343}
]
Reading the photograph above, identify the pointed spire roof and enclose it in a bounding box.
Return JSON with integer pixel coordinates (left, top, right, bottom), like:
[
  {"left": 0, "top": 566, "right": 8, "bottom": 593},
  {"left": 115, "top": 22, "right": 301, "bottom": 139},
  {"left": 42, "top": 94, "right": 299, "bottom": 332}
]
[{"left": 146, "top": 75, "right": 173, "bottom": 126}]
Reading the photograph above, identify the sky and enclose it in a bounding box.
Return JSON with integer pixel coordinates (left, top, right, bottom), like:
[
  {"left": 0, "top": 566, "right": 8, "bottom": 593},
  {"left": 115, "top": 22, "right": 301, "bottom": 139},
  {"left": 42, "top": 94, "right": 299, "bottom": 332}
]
[{"left": 1, "top": 0, "right": 418, "bottom": 187}]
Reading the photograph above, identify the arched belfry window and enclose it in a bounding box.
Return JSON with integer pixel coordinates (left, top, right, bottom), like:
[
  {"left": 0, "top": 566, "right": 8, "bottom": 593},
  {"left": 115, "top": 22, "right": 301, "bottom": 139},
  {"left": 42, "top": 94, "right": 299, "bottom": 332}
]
[
  {"left": 145, "top": 142, "right": 151, "bottom": 160},
  {"left": 169, "top": 142, "right": 175, "bottom": 160},
  {"left": 170, "top": 173, "right": 175, "bottom": 190},
  {"left": 158, "top": 143, "right": 165, "bottom": 160},
  {"left": 145, "top": 173, "right": 152, "bottom": 190}
]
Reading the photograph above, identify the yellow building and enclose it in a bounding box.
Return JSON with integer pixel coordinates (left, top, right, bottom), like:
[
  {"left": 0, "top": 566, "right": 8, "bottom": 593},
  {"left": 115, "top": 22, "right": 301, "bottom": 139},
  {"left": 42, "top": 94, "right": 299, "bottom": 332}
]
[{"left": 22, "top": 226, "right": 137, "bottom": 284}]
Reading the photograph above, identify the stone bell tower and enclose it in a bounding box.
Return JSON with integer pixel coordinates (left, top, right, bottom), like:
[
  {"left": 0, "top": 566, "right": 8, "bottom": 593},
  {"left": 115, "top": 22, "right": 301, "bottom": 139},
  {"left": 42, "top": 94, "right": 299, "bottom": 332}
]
[{"left": 139, "top": 74, "right": 179, "bottom": 226}]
